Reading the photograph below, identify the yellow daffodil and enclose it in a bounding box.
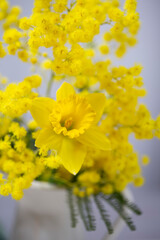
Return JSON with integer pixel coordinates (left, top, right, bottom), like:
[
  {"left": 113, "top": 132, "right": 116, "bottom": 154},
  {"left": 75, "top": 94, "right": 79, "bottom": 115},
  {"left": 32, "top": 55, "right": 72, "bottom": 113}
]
[{"left": 30, "top": 82, "right": 110, "bottom": 175}]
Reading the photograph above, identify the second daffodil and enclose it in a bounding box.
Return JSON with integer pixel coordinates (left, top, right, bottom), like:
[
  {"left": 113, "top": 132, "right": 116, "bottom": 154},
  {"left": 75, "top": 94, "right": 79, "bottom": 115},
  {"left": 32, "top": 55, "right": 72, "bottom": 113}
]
[{"left": 30, "top": 82, "right": 110, "bottom": 175}]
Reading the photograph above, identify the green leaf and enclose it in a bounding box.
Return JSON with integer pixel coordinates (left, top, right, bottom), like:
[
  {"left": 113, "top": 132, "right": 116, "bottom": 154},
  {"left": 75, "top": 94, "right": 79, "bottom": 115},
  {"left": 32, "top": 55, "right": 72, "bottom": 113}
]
[
  {"left": 94, "top": 194, "right": 113, "bottom": 234},
  {"left": 76, "top": 196, "right": 97, "bottom": 231},
  {"left": 84, "top": 196, "right": 96, "bottom": 231},
  {"left": 67, "top": 189, "right": 78, "bottom": 228},
  {"left": 101, "top": 193, "right": 136, "bottom": 231},
  {"left": 112, "top": 192, "right": 142, "bottom": 215}
]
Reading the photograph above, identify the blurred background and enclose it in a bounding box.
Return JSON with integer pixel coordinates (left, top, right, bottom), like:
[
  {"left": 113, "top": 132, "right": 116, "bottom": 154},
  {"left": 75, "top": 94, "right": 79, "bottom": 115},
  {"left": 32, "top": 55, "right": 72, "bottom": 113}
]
[{"left": 0, "top": 0, "right": 160, "bottom": 239}]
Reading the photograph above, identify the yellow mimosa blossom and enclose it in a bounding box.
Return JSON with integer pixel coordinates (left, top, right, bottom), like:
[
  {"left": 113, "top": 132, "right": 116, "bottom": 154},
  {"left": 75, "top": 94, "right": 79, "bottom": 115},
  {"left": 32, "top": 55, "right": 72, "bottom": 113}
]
[
  {"left": 30, "top": 82, "right": 110, "bottom": 174},
  {"left": 0, "top": 0, "right": 159, "bottom": 213}
]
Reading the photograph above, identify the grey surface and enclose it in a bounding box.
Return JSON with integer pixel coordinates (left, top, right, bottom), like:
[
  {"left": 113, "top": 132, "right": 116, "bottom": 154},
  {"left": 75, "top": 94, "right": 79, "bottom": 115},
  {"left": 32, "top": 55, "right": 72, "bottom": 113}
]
[{"left": 0, "top": 0, "right": 160, "bottom": 239}]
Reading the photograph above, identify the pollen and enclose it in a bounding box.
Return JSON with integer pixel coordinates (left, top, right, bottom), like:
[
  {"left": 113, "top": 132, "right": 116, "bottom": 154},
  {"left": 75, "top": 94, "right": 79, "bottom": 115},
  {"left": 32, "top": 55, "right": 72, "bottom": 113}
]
[{"left": 64, "top": 117, "right": 73, "bottom": 129}]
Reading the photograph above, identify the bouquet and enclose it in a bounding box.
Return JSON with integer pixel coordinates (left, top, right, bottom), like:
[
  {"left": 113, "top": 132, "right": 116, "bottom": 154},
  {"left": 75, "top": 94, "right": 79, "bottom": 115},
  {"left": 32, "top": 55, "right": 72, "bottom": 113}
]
[{"left": 0, "top": 0, "right": 159, "bottom": 234}]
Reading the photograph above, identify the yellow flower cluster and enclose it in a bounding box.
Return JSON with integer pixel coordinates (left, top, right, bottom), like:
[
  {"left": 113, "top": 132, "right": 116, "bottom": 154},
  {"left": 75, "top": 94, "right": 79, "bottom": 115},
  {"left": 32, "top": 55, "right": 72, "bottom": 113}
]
[
  {"left": 75, "top": 138, "right": 143, "bottom": 197},
  {"left": 0, "top": 0, "right": 22, "bottom": 57},
  {"left": 98, "top": 64, "right": 156, "bottom": 140},
  {"left": 13, "top": 0, "right": 140, "bottom": 76},
  {"left": 0, "top": 1, "right": 39, "bottom": 63},
  {"left": 0, "top": 75, "right": 41, "bottom": 118},
  {"left": 0, "top": 0, "right": 159, "bottom": 201},
  {"left": 0, "top": 0, "right": 21, "bottom": 30},
  {"left": 103, "top": 0, "right": 140, "bottom": 57},
  {"left": 0, "top": 119, "right": 44, "bottom": 200}
]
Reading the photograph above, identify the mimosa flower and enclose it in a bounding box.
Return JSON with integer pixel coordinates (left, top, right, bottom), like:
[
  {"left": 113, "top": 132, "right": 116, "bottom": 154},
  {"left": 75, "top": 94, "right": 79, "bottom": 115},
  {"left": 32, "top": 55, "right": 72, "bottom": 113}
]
[{"left": 30, "top": 82, "right": 110, "bottom": 174}]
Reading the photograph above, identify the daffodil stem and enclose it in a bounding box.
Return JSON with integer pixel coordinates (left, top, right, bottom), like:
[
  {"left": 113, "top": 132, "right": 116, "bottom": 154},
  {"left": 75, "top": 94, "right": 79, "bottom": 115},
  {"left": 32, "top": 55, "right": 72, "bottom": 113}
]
[
  {"left": 46, "top": 72, "right": 54, "bottom": 97},
  {"left": 49, "top": 177, "right": 73, "bottom": 188}
]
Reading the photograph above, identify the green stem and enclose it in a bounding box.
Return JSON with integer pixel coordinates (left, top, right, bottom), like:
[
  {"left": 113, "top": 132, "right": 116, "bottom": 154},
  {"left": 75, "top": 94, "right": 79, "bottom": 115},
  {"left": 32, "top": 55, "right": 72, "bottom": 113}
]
[
  {"left": 49, "top": 177, "right": 73, "bottom": 188},
  {"left": 101, "top": 21, "right": 112, "bottom": 26},
  {"left": 46, "top": 72, "right": 54, "bottom": 97}
]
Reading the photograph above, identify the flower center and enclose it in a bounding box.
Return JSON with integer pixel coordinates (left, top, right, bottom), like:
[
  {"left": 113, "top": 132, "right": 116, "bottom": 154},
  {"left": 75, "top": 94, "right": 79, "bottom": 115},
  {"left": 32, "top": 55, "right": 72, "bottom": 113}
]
[
  {"left": 49, "top": 94, "right": 96, "bottom": 138},
  {"left": 63, "top": 117, "right": 73, "bottom": 130}
]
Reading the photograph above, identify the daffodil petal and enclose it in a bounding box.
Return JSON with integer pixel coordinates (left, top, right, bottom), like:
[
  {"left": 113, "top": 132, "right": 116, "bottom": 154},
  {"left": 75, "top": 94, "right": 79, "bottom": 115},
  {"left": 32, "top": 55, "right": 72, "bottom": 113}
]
[
  {"left": 56, "top": 82, "right": 76, "bottom": 101},
  {"left": 59, "top": 138, "right": 87, "bottom": 175},
  {"left": 30, "top": 97, "right": 56, "bottom": 128},
  {"left": 86, "top": 93, "right": 106, "bottom": 123},
  {"left": 77, "top": 126, "right": 111, "bottom": 151},
  {"left": 35, "top": 128, "right": 62, "bottom": 151}
]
